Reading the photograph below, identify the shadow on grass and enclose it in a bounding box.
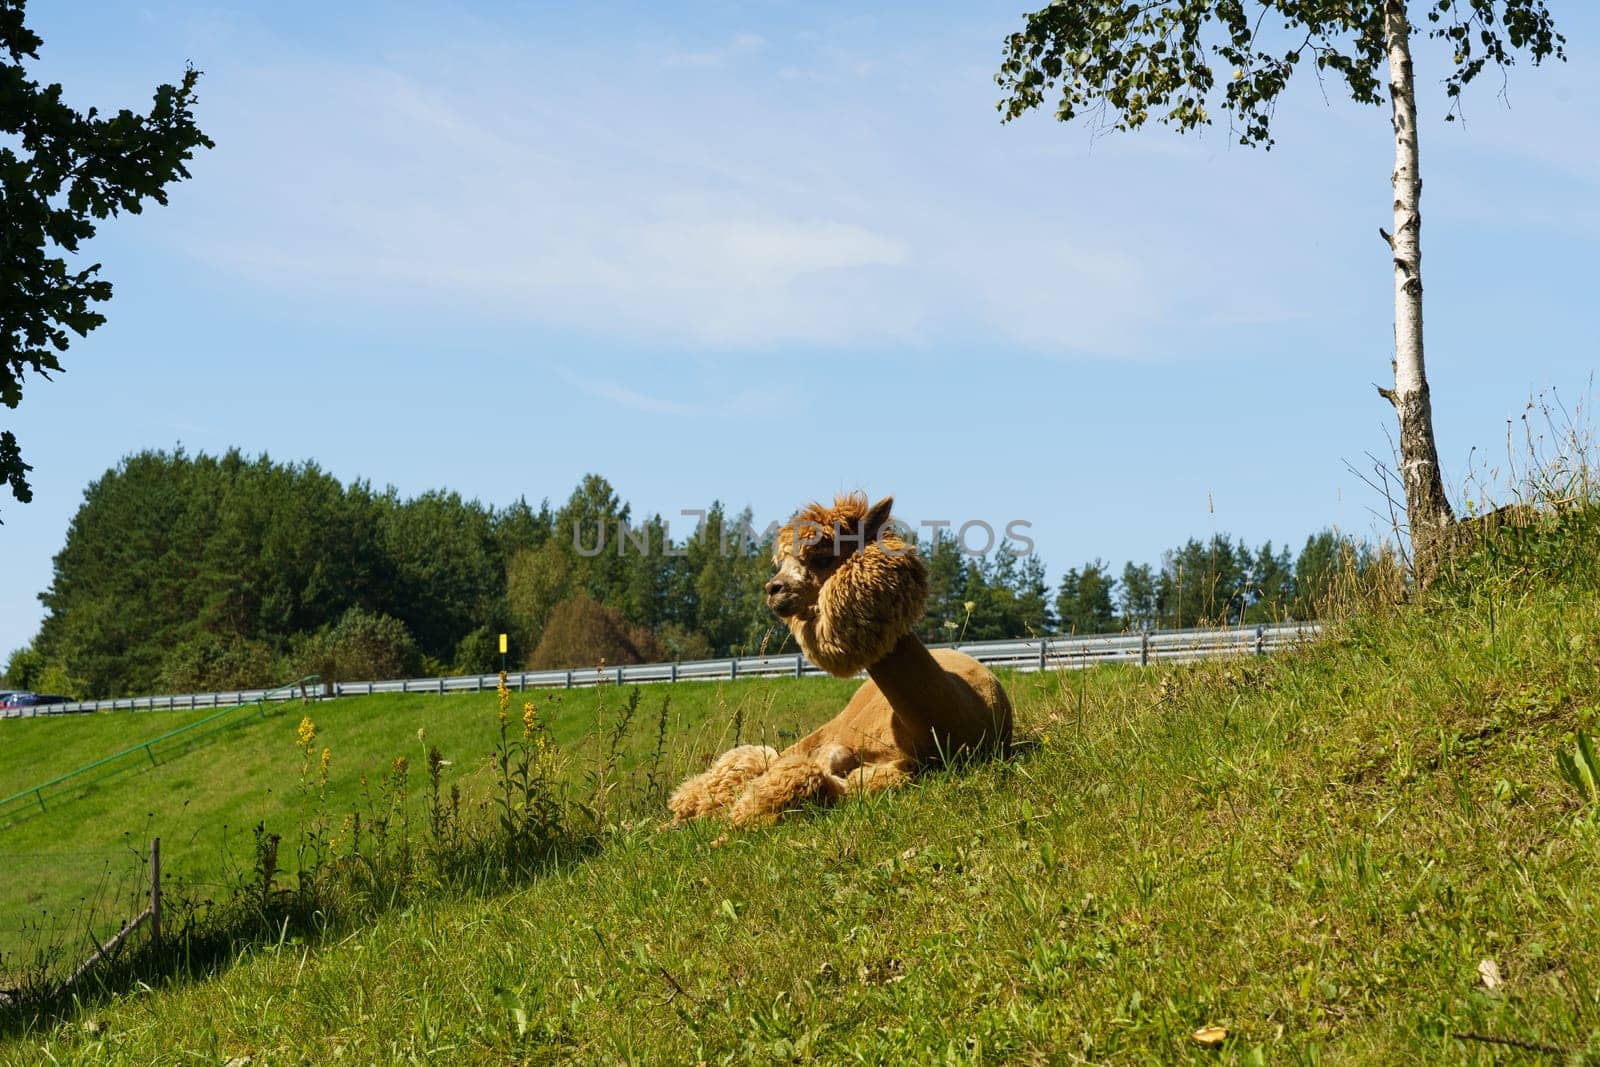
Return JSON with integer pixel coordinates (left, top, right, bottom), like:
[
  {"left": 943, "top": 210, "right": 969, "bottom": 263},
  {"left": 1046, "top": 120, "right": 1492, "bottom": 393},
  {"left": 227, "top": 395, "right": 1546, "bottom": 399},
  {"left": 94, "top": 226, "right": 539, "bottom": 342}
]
[{"left": 0, "top": 829, "right": 603, "bottom": 1041}]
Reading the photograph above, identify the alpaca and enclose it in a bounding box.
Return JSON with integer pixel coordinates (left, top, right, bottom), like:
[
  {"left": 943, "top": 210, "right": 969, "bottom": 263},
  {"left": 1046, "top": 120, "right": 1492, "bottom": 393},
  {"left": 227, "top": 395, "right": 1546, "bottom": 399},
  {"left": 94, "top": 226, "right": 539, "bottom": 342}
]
[{"left": 668, "top": 493, "right": 1013, "bottom": 828}]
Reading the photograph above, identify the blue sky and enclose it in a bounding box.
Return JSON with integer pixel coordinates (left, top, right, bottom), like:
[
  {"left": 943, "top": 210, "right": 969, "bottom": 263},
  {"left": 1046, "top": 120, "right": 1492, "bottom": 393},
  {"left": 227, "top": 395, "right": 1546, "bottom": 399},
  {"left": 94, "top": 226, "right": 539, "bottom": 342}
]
[{"left": 3, "top": 1, "right": 1598, "bottom": 660}]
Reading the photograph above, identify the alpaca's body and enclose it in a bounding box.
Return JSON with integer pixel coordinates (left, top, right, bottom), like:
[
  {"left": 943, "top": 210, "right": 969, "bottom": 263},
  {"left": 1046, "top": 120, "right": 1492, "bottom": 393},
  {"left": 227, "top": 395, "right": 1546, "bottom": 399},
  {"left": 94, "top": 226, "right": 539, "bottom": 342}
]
[
  {"left": 786, "top": 639, "right": 1010, "bottom": 772},
  {"left": 669, "top": 494, "right": 1013, "bottom": 828}
]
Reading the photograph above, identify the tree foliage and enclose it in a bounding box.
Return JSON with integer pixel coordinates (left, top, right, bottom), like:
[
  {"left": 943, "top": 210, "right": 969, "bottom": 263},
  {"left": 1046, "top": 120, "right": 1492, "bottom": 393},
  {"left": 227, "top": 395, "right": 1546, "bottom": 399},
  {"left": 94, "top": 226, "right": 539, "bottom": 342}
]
[
  {"left": 996, "top": 0, "right": 1562, "bottom": 146},
  {"left": 1, "top": 2, "right": 213, "bottom": 514},
  {"left": 1057, "top": 559, "right": 1119, "bottom": 635},
  {"left": 8, "top": 447, "right": 1383, "bottom": 697}
]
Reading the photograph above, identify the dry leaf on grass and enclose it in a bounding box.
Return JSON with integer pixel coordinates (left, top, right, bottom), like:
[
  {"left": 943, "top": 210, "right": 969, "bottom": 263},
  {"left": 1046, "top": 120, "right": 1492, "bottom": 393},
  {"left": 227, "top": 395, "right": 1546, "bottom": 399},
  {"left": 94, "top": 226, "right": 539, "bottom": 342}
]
[{"left": 1191, "top": 1025, "right": 1228, "bottom": 1047}]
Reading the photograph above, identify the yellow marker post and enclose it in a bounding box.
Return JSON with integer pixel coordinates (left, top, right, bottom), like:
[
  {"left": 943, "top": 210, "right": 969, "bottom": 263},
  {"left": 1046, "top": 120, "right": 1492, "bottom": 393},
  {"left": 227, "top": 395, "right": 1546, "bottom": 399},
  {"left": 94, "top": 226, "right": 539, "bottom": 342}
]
[{"left": 499, "top": 633, "right": 508, "bottom": 673}]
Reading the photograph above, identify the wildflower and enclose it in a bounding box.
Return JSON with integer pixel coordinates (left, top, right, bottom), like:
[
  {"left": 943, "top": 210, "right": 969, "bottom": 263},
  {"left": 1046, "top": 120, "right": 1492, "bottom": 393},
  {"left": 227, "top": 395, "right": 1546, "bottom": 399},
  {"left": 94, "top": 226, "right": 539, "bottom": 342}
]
[
  {"left": 320, "top": 746, "right": 332, "bottom": 777},
  {"left": 497, "top": 671, "right": 510, "bottom": 725},
  {"left": 522, "top": 701, "right": 537, "bottom": 741},
  {"left": 963, "top": 601, "right": 975, "bottom": 614},
  {"left": 296, "top": 716, "right": 317, "bottom": 753},
  {"left": 417, "top": 727, "right": 427, "bottom": 744}
]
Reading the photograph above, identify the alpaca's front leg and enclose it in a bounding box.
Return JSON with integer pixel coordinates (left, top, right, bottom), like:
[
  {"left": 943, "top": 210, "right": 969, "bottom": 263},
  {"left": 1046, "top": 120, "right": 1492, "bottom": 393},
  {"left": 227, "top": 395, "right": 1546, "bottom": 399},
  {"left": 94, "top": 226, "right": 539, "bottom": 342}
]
[
  {"left": 727, "top": 753, "right": 847, "bottom": 828},
  {"left": 668, "top": 744, "right": 779, "bottom": 823}
]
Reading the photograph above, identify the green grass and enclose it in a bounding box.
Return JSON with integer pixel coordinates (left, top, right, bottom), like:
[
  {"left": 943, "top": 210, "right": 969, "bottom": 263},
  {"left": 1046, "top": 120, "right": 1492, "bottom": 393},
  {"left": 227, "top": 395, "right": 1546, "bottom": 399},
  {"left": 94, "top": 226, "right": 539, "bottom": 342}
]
[
  {"left": 6, "top": 508, "right": 1600, "bottom": 1063},
  {"left": 0, "top": 675, "right": 860, "bottom": 961}
]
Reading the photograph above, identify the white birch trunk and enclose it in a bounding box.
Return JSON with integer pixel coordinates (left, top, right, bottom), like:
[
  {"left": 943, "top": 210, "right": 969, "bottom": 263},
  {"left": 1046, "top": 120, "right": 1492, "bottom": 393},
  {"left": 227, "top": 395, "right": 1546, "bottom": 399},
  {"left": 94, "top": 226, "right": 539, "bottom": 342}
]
[{"left": 1382, "top": 0, "right": 1455, "bottom": 568}]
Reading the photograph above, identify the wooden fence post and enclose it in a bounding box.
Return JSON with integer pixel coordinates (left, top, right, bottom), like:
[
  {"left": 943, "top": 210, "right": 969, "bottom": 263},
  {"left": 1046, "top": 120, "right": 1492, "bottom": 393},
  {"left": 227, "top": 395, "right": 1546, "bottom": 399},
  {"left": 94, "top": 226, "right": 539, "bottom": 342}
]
[
  {"left": 1140, "top": 630, "right": 1150, "bottom": 667},
  {"left": 150, "top": 837, "right": 162, "bottom": 948}
]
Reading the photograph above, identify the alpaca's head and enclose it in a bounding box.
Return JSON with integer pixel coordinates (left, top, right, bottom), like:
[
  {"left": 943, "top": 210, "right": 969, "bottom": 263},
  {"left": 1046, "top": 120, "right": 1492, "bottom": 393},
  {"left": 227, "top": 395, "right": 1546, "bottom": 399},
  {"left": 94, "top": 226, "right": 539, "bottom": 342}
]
[{"left": 766, "top": 493, "right": 928, "bottom": 677}]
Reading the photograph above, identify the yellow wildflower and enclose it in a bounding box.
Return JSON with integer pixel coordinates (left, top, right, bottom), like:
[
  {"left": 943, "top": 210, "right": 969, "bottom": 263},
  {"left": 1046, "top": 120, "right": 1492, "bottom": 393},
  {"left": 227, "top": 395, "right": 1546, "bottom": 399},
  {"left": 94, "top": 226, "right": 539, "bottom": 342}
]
[
  {"left": 497, "top": 671, "right": 510, "bottom": 725},
  {"left": 296, "top": 716, "right": 317, "bottom": 753},
  {"left": 320, "top": 746, "right": 332, "bottom": 777},
  {"left": 522, "top": 701, "right": 537, "bottom": 741}
]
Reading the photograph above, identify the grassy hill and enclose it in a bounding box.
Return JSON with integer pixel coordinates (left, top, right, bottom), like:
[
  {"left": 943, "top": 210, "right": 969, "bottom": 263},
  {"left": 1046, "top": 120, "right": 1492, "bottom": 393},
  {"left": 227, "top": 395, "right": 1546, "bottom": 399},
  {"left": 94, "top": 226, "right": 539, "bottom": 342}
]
[
  {"left": 4, "top": 507, "right": 1600, "bottom": 1063},
  {"left": 0, "top": 674, "right": 861, "bottom": 960}
]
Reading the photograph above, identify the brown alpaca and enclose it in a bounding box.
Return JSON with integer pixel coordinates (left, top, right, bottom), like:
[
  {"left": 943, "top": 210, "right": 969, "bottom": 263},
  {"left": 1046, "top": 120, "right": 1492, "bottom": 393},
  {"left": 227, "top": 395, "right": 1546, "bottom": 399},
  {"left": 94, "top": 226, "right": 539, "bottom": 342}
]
[{"left": 668, "top": 493, "right": 1013, "bottom": 828}]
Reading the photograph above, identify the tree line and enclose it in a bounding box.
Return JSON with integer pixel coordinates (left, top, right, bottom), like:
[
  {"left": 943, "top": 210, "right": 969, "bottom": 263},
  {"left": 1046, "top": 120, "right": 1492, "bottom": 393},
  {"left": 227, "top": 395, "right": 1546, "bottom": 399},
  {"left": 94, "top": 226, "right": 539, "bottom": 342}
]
[{"left": 3, "top": 449, "right": 1385, "bottom": 698}]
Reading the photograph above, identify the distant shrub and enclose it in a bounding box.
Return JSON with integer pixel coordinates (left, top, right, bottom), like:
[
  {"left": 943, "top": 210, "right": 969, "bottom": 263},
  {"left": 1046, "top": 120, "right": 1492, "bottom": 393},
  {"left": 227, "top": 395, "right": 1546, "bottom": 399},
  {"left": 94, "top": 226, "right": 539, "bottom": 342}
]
[
  {"left": 158, "top": 633, "right": 277, "bottom": 692},
  {"left": 301, "top": 607, "right": 422, "bottom": 682},
  {"left": 3, "top": 642, "right": 46, "bottom": 689},
  {"left": 452, "top": 626, "right": 500, "bottom": 675},
  {"left": 657, "top": 623, "right": 713, "bottom": 662},
  {"left": 529, "top": 594, "right": 665, "bottom": 671}
]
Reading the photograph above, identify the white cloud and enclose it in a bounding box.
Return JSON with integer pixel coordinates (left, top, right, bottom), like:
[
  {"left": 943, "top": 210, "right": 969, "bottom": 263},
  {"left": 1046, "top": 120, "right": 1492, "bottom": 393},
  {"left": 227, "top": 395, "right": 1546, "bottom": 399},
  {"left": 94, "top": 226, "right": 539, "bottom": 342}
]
[
  {"left": 565, "top": 378, "right": 707, "bottom": 417},
  {"left": 168, "top": 56, "right": 951, "bottom": 346},
  {"left": 156, "top": 17, "right": 1350, "bottom": 356},
  {"left": 661, "top": 31, "right": 765, "bottom": 68},
  {"left": 560, "top": 373, "right": 798, "bottom": 420}
]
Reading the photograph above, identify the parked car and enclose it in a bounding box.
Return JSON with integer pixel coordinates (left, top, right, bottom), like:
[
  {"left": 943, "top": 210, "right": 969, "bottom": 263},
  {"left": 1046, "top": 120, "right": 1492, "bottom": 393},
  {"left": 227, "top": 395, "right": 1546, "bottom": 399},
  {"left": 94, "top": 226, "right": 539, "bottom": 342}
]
[{"left": 0, "top": 691, "right": 74, "bottom": 711}]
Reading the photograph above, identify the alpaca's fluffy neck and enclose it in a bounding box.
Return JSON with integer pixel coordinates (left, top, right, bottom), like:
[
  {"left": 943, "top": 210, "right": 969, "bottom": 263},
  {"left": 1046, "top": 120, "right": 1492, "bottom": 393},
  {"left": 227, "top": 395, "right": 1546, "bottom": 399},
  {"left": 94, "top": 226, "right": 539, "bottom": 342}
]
[{"left": 864, "top": 632, "right": 968, "bottom": 753}]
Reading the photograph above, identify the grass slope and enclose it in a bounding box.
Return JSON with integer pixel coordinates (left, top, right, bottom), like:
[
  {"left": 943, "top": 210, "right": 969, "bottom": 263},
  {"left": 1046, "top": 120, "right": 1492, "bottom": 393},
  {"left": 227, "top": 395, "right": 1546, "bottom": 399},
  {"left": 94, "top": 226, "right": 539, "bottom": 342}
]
[
  {"left": 0, "top": 676, "right": 860, "bottom": 958},
  {"left": 7, "top": 515, "right": 1600, "bottom": 1063}
]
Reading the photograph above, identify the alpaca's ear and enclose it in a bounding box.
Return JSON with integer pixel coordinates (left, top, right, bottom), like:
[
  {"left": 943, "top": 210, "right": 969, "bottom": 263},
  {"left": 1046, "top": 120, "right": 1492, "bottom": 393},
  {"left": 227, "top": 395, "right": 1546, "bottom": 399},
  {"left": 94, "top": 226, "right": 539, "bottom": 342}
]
[{"left": 863, "top": 495, "right": 894, "bottom": 544}]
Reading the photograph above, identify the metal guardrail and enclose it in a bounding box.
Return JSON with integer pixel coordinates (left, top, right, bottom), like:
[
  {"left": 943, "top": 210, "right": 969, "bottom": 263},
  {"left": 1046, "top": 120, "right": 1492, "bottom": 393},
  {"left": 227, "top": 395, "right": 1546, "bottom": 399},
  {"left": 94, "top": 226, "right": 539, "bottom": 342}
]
[{"left": 2, "top": 624, "right": 1319, "bottom": 721}]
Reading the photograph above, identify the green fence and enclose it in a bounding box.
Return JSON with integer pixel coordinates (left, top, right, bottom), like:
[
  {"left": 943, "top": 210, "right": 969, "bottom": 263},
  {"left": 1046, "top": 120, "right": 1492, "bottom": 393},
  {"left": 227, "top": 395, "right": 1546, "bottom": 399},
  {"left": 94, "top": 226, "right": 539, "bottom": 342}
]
[{"left": 0, "top": 675, "right": 320, "bottom": 827}]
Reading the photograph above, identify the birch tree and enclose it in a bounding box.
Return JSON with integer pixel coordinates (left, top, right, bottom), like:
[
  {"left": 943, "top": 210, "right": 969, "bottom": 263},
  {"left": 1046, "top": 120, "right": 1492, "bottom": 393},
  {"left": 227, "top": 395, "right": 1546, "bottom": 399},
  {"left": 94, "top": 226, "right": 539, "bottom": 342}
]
[{"left": 996, "top": 1, "right": 1563, "bottom": 568}]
